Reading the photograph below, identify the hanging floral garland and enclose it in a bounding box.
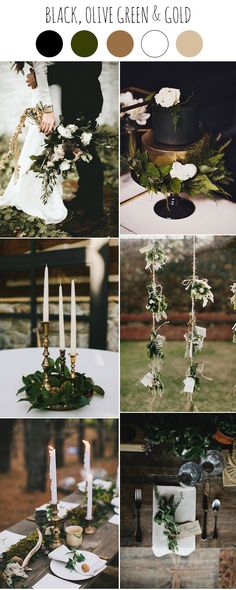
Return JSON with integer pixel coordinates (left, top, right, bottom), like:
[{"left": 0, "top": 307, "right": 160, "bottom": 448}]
[
  {"left": 230, "top": 283, "right": 236, "bottom": 343},
  {"left": 140, "top": 240, "right": 168, "bottom": 410},
  {"left": 182, "top": 237, "right": 213, "bottom": 412}
]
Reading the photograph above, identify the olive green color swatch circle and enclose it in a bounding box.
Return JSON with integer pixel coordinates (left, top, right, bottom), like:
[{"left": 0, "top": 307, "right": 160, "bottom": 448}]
[{"left": 71, "top": 30, "right": 98, "bottom": 57}]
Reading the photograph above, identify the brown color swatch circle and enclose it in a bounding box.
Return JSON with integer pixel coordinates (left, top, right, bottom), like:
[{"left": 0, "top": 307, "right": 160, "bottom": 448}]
[
  {"left": 176, "top": 30, "right": 203, "bottom": 57},
  {"left": 107, "top": 30, "right": 134, "bottom": 57}
]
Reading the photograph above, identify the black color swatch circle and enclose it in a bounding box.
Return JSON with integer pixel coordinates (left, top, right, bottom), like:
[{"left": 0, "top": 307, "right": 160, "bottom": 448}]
[{"left": 36, "top": 30, "right": 63, "bottom": 57}]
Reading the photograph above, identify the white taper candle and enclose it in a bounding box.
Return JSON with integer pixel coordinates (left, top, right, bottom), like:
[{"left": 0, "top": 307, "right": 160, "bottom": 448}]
[
  {"left": 49, "top": 446, "right": 57, "bottom": 505},
  {"left": 59, "top": 285, "right": 65, "bottom": 351},
  {"left": 43, "top": 265, "right": 49, "bottom": 322},
  {"left": 70, "top": 280, "right": 76, "bottom": 355},
  {"left": 86, "top": 472, "right": 93, "bottom": 520}
]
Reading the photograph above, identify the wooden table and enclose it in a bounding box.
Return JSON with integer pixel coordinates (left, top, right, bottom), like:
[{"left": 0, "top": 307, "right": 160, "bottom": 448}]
[
  {"left": 6, "top": 491, "right": 118, "bottom": 589},
  {"left": 121, "top": 451, "right": 236, "bottom": 549}
]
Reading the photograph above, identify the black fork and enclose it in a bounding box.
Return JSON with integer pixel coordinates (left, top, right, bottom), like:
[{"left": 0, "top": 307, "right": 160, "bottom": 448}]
[{"left": 134, "top": 488, "right": 142, "bottom": 542}]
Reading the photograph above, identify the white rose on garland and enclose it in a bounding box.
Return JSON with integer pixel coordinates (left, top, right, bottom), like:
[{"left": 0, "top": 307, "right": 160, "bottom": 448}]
[
  {"left": 155, "top": 87, "right": 180, "bottom": 108},
  {"left": 188, "top": 278, "right": 214, "bottom": 308},
  {"left": 170, "top": 161, "right": 197, "bottom": 182}
]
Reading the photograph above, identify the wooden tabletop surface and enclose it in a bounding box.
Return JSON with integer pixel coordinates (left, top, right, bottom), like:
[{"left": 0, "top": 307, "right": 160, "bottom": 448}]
[
  {"left": 6, "top": 490, "right": 118, "bottom": 589},
  {"left": 121, "top": 451, "right": 236, "bottom": 550}
]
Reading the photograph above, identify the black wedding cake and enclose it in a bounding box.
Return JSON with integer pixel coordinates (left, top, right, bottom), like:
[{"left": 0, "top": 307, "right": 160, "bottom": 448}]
[{"left": 152, "top": 88, "right": 199, "bottom": 147}]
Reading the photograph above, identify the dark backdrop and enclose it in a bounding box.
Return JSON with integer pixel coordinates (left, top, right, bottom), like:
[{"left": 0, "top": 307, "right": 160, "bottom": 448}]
[{"left": 121, "top": 62, "right": 236, "bottom": 194}]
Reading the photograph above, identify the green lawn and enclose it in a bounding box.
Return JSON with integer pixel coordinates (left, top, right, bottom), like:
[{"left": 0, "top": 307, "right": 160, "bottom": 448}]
[{"left": 121, "top": 340, "right": 236, "bottom": 412}]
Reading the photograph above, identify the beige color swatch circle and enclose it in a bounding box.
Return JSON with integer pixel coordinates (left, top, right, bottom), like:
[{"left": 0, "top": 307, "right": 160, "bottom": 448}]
[
  {"left": 176, "top": 30, "right": 203, "bottom": 57},
  {"left": 107, "top": 30, "right": 134, "bottom": 57}
]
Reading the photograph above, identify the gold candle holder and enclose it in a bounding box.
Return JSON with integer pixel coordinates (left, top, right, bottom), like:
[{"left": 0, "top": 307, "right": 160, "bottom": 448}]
[
  {"left": 42, "top": 321, "right": 51, "bottom": 392},
  {"left": 84, "top": 518, "right": 96, "bottom": 535},
  {"left": 59, "top": 349, "right": 66, "bottom": 377},
  {"left": 50, "top": 503, "right": 64, "bottom": 549},
  {"left": 69, "top": 353, "right": 78, "bottom": 380}
]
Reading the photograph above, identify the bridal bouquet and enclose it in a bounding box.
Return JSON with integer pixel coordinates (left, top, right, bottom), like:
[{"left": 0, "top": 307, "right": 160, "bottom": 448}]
[{"left": 29, "top": 106, "right": 95, "bottom": 204}]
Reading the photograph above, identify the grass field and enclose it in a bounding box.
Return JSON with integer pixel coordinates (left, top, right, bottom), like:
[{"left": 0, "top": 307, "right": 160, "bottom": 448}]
[{"left": 121, "top": 340, "right": 236, "bottom": 413}]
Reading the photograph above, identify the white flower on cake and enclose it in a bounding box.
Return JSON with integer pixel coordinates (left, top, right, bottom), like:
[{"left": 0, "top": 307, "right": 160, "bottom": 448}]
[
  {"left": 81, "top": 131, "right": 93, "bottom": 146},
  {"left": 170, "top": 161, "right": 197, "bottom": 181},
  {"left": 58, "top": 124, "right": 77, "bottom": 138},
  {"left": 120, "top": 91, "right": 150, "bottom": 126},
  {"left": 120, "top": 91, "right": 134, "bottom": 107},
  {"left": 155, "top": 87, "right": 180, "bottom": 108},
  {"left": 60, "top": 160, "right": 71, "bottom": 171}
]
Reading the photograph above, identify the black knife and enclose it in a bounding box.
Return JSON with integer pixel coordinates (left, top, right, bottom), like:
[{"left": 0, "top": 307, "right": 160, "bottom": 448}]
[{"left": 201, "top": 480, "right": 209, "bottom": 540}]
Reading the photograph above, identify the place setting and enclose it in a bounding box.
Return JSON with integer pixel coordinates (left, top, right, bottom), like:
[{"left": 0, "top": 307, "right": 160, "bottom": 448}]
[{"left": 0, "top": 422, "right": 119, "bottom": 589}]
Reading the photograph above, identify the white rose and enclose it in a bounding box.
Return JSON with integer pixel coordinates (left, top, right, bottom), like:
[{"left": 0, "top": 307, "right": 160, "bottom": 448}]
[
  {"left": 60, "top": 161, "right": 71, "bottom": 171},
  {"left": 58, "top": 124, "right": 73, "bottom": 139},
  {"left": 128, "top": 99, "right": 150, "bottom": 126},
  {"left": 170, "top": 161, "right": 197, "bottom": 181},
  {"left": 155, "top": 87, "right": 181, "bottom": 108},
  {"left": 81, "top": 131, "right": 93, "bottom": 146},
  {"left": 52, "top": 145, "right": 65, "bottom": 161},
  {"left": 120, "top": 91, "right": 134, "bottom": 106},
  {"left": 67, "top": 124, "right": 78, "bottom": 133},
  {"left": 47, "top": 161, "right": 54, "bottom": 168}
]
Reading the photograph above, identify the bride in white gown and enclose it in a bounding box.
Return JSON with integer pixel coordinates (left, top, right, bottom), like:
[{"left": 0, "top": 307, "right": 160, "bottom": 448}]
[{"left": 0, "top": 62, "right": 68, "bottom": 224}]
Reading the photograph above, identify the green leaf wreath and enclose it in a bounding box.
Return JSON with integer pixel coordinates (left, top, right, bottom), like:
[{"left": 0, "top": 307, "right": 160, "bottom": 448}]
[
  {"left": 125, "top": 136, "right": 233, "bottom": 199},
  {"left": 17, "top": 357, "right": 104, "bottom": 412}
]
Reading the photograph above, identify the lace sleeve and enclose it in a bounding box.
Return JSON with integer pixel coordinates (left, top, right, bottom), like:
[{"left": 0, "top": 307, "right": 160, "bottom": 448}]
[{"left": 33, "top": 62, "right": 52, "bottom": 107}]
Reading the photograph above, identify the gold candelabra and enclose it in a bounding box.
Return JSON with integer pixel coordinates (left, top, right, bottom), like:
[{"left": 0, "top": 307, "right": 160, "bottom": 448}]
[
  {"left": 70, "top": 353, "right": 78, "bottom": 379},
  {"left": 42, "top": 321, "right": 51, "bottom": 392},
  {"left": 59, "top": 349, "right": 66, "bottom": 377},
  {"left": 50, "top": 504, "right": 64, "bottom": 549}
]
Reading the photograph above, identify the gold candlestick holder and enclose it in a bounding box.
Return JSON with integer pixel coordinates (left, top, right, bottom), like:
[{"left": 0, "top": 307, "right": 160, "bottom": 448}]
[
  {"left": 59, "top": 349, "right": 66, "bottom": 377},
  {"left": 69, "top": 353, "right": 78, "bottom": 380},
  {"left": 50, "top": 503, "right": 64, "bottom": 549},
  {"left": 42, "top": 321, "right": 51, "bottom": 392},
  {"left": 84, "top": 518, "right": 96, "bottom": 534}
]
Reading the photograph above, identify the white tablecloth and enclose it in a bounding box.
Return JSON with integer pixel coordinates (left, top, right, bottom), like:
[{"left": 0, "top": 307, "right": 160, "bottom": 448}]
[
  {"left": 120, "top": 173, "right": 236, "bottom": 234},
  {"left": 0, "top": 347, "right": 118, "bottom": 417}
]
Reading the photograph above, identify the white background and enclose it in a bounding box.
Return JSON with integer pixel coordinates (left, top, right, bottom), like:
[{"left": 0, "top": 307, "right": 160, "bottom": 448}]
[{"left": 0, "top": 0, "right": 235, "bottom": 61}]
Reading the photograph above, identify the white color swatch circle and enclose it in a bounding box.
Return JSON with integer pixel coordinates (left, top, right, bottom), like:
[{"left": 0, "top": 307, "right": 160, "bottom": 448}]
[{"left": 141, "top": 30, "right": 169, "bottom": 58}]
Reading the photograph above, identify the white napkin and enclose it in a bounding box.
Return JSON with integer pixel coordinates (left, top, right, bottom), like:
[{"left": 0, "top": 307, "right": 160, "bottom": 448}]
[
  {"left": 77, "top": 479, "right": 112, "bottom": 493},
  {"left": 36, "top": 502, "right": 79, "bottom": 519},
  {"left": 48, "top": 545, "right": 106, "bottom": 577},
  {"left": 152, "top": 486, "right": 196, "bottom": 557},
  {"left": 33, "top": 573, "right": 81, "bottom": 588},
  {"left": 109, "top": 514, "right": 119, "bottom": 525},
  {"left": 0, "top": 530, "right": 25, "bottom": 556}
]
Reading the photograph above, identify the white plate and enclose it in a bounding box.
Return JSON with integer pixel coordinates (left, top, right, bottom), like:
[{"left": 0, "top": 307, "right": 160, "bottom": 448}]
[
  {"left": 111, "top": 497, "right": 119, "bottom": 508},
  {"left": 152, "top": 485, "right": 196, "bottom": 557},
  {"left": 50, "top": 552, "right": 106, "bottom": 581}
]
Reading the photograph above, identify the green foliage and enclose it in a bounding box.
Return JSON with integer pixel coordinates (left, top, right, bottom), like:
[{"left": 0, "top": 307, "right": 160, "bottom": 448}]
[
  {"left": 144, "top": 420, "right": 211, "bottom": 459},
  {"left": 65, "top": 550, "right": 85, "bottom": 572},
  {"left": 0, "top": 207, "right": 69, "bottom": 238},
  {"left": 154, "top": 486, "right": 183, "bottom": 552},
  {"left": 215, "top": 416, "right": 236, "bottom": 437},
  {"left": 17, "top": 357, "right": 105, "bottom": 412},
  {"left": 0, "top": 531, "right": 41, "bottom": 572},
  {"left": 147, "top": 331, "right": 165, "bottom": 360},
  {"left": 126, "top": 138, "right": 233, "bottom": 198}
]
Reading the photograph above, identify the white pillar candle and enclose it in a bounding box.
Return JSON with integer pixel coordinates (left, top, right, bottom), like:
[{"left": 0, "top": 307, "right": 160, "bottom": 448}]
[
  {"left": 59, "top": 285, "right": 65, "bottom": 351},
  {"left": 43, "top": 265, "right": 49, "bottom": 322},
  {"left": 83, "top": 440, "right": 91, "bottom": 474},
  {"left": 49, "top": 446, "right": 57, "bottom": 505},
  {"left": 86, "top": 472, "right": 93, "bottom": 520},
  {"left": 70, "top": 280, "right": 77, "bottom": 355}
]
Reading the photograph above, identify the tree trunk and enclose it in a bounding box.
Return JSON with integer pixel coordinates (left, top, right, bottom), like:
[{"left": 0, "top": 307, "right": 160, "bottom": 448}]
[
  {"left": 97, "top": 419, "right": 105, "bottom": 458},
  {"left": 53, "top": 420, "right": 66, "bottom": 468},
  {"left": 0, "top": 420, "right": 15, "bottom": 473},
  {"left": 23, "top": 420, "right": 52, "bottom": 492}
]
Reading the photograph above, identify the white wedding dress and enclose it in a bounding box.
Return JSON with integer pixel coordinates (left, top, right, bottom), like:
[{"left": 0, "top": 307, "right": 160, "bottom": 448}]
[{"left": 0, "top": 62, "right": 68, "bottom": 224}]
